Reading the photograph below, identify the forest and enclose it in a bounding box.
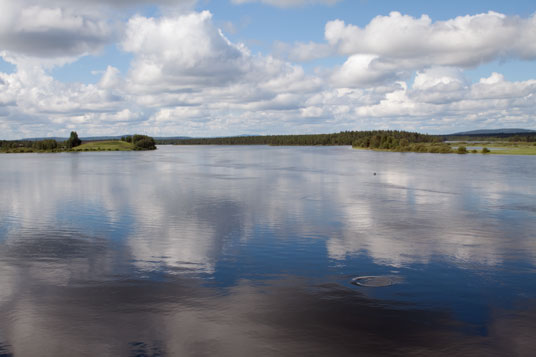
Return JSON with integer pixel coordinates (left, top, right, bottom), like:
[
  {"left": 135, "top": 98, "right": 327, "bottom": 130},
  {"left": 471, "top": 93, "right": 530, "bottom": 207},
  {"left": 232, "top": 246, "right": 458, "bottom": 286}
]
[
  {"left": 161, "top": 130, "right": 441, "bottom": 147},
  {"left": 1, "top": 131, "right": 82, "bottom": 153},
  {"left": 120, "top": 135, "right": 157, "bottom": 150}
]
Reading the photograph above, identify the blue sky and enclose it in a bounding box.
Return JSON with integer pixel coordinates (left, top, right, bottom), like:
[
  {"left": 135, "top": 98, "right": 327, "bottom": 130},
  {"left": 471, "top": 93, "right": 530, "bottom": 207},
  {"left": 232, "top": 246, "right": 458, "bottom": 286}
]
[{"left": 0, "top": 0, "right": 535, "bottom": 139}]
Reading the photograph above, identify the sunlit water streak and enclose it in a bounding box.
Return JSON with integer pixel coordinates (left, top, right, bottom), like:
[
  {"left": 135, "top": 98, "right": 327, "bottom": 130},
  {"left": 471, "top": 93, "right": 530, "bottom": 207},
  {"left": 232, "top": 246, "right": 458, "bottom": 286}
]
[{"left": 0, "top": 146, "right": 535, "bottom": 356}]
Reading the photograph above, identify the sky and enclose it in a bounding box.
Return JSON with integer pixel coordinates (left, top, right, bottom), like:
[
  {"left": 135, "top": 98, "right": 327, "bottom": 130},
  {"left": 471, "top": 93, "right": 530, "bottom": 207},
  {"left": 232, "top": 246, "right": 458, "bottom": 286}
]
[{"left": 0, "top": 0, "right": 535, "bottom": 139}]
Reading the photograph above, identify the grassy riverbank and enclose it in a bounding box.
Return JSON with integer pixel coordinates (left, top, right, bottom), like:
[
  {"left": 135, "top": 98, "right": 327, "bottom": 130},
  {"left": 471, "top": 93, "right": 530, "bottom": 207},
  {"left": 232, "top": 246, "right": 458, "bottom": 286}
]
[
  {"left": 353, "top": 143, "right": 453, "bottom": 154},
  {"left": 71, "top": 141, "right": 135, "bottom": 151},
  {"left": 470, "top": 142, "right": 536, "bottom": 155},
  {"left": 353, "top": 142, "right": 536, "bottom": 155}
]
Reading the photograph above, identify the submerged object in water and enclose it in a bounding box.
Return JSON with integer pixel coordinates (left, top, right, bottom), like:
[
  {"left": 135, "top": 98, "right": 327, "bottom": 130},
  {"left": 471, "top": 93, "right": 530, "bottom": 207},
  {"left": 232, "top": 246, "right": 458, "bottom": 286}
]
[{"left": 351, "top": 275, "right": 403, "bottom": 287}]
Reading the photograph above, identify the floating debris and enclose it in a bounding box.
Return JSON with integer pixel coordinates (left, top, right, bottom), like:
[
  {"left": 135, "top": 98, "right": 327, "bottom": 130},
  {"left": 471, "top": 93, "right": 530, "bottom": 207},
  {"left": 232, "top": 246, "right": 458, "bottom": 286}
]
[{"left": 351, "top": 275, "right": 403, "bottom": 287}]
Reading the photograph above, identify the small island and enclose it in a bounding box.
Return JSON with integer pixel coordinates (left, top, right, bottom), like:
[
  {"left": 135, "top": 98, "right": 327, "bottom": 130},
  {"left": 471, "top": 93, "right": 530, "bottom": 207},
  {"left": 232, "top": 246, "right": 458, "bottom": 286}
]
[{"left": 0, "top": 132, "right": 157, "bottom": 153}]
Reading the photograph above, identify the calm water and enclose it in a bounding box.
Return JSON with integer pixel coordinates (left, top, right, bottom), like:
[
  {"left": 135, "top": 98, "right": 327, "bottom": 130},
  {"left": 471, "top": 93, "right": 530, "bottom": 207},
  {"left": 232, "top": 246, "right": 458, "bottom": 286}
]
[{"left": 1, "top": 146, "right": 535, "bottom": 356}]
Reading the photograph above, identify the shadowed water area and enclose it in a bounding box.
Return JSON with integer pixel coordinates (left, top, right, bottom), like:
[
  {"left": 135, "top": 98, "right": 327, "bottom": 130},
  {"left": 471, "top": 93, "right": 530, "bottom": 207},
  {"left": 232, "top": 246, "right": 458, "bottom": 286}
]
[{"left": 1, "top": 146, "right": 535, "bottom": 356}]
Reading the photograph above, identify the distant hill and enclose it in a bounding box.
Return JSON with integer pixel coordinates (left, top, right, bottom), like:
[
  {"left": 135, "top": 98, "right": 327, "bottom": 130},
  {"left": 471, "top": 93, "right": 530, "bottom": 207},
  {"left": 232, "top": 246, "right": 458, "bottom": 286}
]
[
  {"left": 20, "top": 135, "right": 191, "bottom": 141},
  {"left": 21, "top": 137, "right": 69, "bottom": 142},
  {"left": 21, "top": 136, "right": 124, "bottom": 141},
  {"left": 84, "top": 135, "right": 192, "bottom": 141},
  {"left": 449, "top": 128, "right": 536, "bottom": 136},
  {"left": 153, "top": 136, "right": 191, "bottom": 140}
]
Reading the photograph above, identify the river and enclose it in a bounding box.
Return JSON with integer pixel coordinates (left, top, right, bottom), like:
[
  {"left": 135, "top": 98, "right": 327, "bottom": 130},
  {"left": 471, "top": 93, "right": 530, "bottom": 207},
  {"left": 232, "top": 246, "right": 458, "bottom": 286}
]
[{"left": 0, "top": 146, "right": 535, "bottom": 356}]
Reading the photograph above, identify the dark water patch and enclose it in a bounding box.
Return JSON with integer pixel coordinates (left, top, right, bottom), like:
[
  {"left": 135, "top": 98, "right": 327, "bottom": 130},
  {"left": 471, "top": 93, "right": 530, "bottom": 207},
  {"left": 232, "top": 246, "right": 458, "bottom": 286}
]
[
  {"left": 129, "top": 341, "right": 165, "bottom": 357},
  {"left": 495, "top": 204, "right": 536, "bottom": 214},
  {"left": 1, "top": 232, "right": 109, "bottom": 261},
  {"left": 0, "top": 343, "right": 13, "bottom": 357}
]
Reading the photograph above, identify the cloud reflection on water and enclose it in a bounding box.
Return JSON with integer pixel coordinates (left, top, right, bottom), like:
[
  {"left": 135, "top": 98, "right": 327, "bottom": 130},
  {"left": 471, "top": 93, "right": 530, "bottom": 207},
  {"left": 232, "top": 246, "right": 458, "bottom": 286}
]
[
  {"left": 1, "top": 148, "right": 535, "bottom": 273},
  {"left": 1, "top": 147, "right": 536, "bottom": 355}
]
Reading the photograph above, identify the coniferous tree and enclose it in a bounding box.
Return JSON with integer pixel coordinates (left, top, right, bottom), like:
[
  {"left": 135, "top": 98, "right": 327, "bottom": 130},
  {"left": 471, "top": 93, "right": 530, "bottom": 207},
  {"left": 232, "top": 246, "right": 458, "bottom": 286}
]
[{"left": 66, "top": 131, "right": 82, "bottom": 148}]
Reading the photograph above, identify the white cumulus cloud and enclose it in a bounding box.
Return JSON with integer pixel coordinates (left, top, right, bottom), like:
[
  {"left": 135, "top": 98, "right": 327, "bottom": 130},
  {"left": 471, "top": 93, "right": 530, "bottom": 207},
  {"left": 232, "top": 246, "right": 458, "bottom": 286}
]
[
  {"left": 1, "top": 6, "right": 536, "bottom": 138},
  {"left": 0, "top": 2, "right": 111, "bottom": 62},
  {"left": 122, "top": 11, "right": 249, "bottom": 91},
  {"left": 326, "top": 11, "right": 536, "bottom": 66}
]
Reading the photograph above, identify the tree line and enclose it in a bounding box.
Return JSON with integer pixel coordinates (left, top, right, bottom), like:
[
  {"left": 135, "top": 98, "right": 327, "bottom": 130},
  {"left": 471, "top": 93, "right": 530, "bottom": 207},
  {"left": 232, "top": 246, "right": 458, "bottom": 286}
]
[
  {"left": 161, "top": 130, "right": 441, "bottom": 146},
  {"left": 1, "top": 132, "right": 82, "bottom": 153}
]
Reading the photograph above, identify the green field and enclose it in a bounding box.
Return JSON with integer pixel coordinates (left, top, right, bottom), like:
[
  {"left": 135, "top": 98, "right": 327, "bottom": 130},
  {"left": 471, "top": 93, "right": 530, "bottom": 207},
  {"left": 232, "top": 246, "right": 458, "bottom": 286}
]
[
  {"left": 72, "top": 141, "right": 135, "bottom": 151},
  {"left": 485, "top": 143, "right": 536, "bottom": 155}
]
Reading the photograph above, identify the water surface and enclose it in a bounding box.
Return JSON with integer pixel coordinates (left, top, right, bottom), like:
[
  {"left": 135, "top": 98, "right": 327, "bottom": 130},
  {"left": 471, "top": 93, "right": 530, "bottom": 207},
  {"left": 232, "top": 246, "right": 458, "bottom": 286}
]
[{"left": 1, "top": 146, "right": 535, "bottom": 356}]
